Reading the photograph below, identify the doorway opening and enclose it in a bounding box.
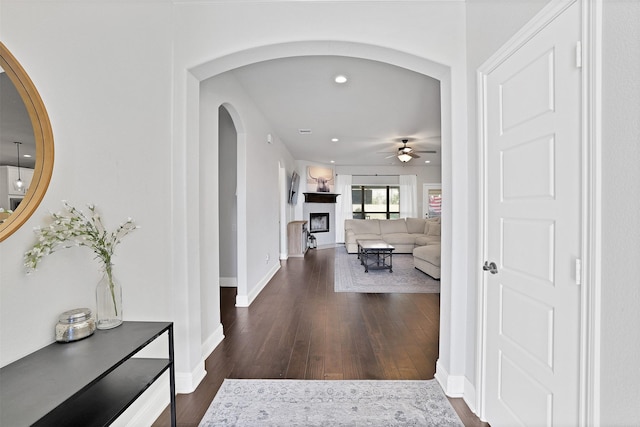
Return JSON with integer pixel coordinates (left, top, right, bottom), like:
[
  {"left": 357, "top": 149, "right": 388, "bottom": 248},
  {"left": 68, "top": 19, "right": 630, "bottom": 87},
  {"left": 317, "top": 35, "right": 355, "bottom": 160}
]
[
  {"left": 218, "top": 105, "right": 238, "bottom": 289},
  {"left": 189, "top": 40, "right": 460, "bottom": 399}
]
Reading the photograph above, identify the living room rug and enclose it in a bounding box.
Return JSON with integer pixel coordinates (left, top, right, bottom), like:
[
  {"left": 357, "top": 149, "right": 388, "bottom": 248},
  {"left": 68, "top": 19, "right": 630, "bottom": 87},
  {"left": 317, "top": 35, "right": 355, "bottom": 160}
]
[
  {"left": 334, "top": 247, "right": 440, "bottom": 293},
  {"left": 199, "top": 379, "right": 463, "bottom": 426}
]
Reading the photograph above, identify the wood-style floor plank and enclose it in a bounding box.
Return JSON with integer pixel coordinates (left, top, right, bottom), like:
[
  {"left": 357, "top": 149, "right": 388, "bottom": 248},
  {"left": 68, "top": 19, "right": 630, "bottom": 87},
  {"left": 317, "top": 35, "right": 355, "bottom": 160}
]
[{"left": 153, "top": 247, "right": 488, "bottom": 427}]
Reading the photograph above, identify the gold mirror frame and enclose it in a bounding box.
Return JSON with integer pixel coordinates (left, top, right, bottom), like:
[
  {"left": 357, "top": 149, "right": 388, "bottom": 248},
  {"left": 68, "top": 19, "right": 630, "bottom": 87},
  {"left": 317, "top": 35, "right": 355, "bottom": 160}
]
[{"left": 0, "top": 42, "right": 54, "bottom": 242}]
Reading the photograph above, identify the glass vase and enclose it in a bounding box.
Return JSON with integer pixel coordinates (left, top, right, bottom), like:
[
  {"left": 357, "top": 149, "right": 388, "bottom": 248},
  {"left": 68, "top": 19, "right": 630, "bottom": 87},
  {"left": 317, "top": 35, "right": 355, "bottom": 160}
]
[{"left": 96, "top": 265, "right": 123, "bottom": 329}]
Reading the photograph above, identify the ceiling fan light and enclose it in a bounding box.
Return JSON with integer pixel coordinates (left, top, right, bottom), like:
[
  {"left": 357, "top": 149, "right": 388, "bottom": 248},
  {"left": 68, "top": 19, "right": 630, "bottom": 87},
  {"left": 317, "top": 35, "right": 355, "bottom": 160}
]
[{"left": 398, "top": 153, "right": 412, "bottom": 163}]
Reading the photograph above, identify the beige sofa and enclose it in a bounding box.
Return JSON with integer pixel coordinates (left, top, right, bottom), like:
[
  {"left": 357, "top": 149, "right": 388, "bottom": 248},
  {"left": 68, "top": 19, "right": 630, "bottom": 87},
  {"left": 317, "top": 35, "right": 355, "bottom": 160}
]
[
  {"left": 413, "top": 244, "right": 441, "bottom": 279},
  {"left": 344, "top": 217, "right": 440, "bottom": 254},
  {"left": 344, "top": 217, "right": 441, "bottom": 278}
]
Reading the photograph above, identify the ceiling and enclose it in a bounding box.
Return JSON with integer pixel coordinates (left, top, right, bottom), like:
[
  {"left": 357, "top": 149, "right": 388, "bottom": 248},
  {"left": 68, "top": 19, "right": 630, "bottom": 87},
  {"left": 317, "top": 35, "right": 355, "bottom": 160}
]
[
  {"left": 228, "top": 56, "right": 442, "bottom": 167},
  {"left": 1, "top": 56, "right": 442, "bottom": 170},
  {"left": 0, "top": 72, "right": 37, "bottom": 169}
]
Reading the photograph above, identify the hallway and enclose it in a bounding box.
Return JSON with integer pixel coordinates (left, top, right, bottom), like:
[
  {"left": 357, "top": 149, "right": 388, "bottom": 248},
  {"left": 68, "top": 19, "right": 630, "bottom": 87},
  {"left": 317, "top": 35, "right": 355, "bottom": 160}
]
[{"left": 154, "top": 248, "right": 485, "bottom": 426}]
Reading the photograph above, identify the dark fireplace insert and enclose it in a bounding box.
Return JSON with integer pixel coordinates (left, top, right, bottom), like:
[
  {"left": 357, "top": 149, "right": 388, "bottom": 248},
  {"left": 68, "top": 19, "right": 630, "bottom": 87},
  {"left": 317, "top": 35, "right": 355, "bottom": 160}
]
[{"left": 309, "top": 212, "right": 329, "bottom": 233}]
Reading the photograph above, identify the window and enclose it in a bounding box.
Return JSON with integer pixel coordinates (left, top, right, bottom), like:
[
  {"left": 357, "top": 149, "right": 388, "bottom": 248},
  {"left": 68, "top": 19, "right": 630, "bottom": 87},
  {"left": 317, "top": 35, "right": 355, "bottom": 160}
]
[{"left": 352, "top": 186, "right": 400, "bottom": 219}]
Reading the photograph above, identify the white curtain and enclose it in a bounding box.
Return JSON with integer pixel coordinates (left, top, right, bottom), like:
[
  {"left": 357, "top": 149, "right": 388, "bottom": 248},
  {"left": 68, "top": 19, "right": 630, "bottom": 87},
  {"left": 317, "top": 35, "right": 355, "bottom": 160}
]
[
  {"left": 334, "top": 174, "right": 353, "bottom": 243},
  {"left": 399, "top": 175, "right": 417, "bottom": 218}
]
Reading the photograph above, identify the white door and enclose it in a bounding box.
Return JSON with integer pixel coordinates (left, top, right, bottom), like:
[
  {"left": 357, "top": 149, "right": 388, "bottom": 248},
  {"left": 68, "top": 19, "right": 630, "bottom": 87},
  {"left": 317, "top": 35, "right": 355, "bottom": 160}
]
[{"left": 482, "top": 2, "right": 582, "bottom": 426}]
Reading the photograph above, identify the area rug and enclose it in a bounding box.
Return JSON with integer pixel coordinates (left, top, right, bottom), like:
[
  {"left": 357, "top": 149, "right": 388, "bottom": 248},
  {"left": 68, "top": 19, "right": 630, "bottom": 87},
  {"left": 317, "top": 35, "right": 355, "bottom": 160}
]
[
  {"left": 199, "top": 379, "right": 463, "bottom": 426},
  {"left": 334, "top": 247, "right": 440, "bottom": 293}
]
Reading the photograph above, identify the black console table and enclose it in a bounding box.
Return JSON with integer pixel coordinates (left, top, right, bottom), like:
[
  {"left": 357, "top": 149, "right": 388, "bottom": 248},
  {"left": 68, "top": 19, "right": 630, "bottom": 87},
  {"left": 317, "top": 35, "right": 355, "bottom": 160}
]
[{"left": 0, "top": 321, "right": 176, "bottom": 427}]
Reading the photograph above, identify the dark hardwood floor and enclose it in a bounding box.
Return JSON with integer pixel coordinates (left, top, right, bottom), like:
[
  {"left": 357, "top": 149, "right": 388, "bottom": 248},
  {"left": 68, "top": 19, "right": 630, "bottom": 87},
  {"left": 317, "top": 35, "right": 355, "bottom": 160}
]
[{"left": 153, "top": 247, "right": 487, "bottom": 427}]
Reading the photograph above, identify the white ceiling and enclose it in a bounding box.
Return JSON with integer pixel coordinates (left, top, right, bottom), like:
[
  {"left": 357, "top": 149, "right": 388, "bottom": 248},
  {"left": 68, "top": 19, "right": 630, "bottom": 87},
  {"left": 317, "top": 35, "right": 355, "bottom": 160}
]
[
  {"left": 229, "top": 56, "right": 442, "bottom": 166},
  {"left": 0, "top": 72, "right": 37, "bottom": 169},
  {"left": 1, "top": 56, "right": 442, "bottom": 170}
]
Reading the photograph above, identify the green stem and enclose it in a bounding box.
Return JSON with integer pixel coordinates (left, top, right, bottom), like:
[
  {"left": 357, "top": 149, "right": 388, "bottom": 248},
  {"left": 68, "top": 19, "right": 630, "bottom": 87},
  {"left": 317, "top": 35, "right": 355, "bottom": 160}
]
[{"left": 105, "top": 265, "right": 118, "bottom": 317}]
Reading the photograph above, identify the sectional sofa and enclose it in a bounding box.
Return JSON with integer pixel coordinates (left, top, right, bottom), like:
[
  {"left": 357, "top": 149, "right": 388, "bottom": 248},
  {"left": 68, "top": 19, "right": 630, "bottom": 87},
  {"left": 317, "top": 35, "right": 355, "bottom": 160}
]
[{"left": 344, "top": 217, "right": 441, "bottom": 278}]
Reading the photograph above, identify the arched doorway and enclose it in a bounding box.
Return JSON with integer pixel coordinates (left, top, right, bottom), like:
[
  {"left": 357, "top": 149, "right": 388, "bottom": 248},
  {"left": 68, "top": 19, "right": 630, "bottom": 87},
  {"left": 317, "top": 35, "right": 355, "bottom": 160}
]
[
  {"left": 186, "top": 41, "right": 465, "bottom": 397},
  {"left": 218, "top": 105, "right": 238, "bottom": 288}
]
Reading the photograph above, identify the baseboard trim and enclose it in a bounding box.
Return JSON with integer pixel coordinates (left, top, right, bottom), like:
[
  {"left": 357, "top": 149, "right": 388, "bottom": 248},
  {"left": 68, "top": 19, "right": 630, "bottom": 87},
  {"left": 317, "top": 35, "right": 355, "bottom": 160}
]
[
  {"left": 464, "top": 377, "right": 478, "bottom": 415},
  {"left": 219, "top": 277, "right": 237, "bottom": 287},
  {"left": 434, "top": 360, "right": 465, "bottom": 397},
  {"left": 236, "top": 262, "right": 281, "bottom": 307},
  {"left": 202, "top": 323, "right": 224, "bottom": 360},
  {"left": 175, "top": 361, "right": 207, "bottom": 394}
]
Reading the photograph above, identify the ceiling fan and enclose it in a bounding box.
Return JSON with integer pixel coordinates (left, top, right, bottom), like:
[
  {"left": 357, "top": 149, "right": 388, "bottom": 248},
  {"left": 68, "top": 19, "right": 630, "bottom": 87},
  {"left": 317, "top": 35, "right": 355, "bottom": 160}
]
[{"left": 382, "top": 139, "right": 437, "bottom": 162}]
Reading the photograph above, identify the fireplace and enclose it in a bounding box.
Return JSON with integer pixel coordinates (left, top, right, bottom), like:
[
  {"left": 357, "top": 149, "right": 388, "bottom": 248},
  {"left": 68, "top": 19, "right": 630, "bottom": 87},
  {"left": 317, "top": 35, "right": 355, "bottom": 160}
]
[{"left": 309, "top": 212, "right": 329, "bottom": 233}]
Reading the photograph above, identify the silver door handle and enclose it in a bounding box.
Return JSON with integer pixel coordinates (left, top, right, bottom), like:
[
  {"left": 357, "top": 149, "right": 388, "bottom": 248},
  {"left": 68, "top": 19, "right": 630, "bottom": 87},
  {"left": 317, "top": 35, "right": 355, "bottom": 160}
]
[{"left": 483, "top": 261, "right": 498, "bottom": 274}]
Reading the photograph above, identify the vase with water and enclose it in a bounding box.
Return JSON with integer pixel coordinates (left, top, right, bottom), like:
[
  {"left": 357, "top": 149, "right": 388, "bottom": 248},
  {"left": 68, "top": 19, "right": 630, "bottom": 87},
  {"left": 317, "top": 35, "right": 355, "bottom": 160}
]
[{"left": 96, "top": 264, "right": 123, "bottom": 329}]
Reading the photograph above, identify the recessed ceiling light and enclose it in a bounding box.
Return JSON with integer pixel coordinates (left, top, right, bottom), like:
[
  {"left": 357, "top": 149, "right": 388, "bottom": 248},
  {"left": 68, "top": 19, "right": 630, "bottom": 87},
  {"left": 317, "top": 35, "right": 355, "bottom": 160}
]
[
  {"left": 23, "top": 154, "right": 32, "bottom": 158},
  {"left": 334, "top": 75, "right": 348, "bottom": 84},
  {"left": 425, "top": 160, "right": 431, "bottom": 164},
  {"left": 331, "top": 138, "right": 339, "bottom": 142},
  {"left": 330, "top": 160, "right": 335, "bottom": 164}
]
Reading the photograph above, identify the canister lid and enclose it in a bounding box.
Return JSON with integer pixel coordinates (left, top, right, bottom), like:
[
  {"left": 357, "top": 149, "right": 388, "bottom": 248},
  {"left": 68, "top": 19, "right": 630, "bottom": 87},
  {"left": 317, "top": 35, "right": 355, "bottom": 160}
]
[{"left": 58, "top": 308, "right": 92, "bottom": 323}]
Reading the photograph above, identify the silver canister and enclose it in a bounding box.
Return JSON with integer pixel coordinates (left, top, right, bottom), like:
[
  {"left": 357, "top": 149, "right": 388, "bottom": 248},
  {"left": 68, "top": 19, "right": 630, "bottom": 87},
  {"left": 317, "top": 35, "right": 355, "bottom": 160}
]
[{"left": 55, "top": 308, "right": 96, "bottom": 343}]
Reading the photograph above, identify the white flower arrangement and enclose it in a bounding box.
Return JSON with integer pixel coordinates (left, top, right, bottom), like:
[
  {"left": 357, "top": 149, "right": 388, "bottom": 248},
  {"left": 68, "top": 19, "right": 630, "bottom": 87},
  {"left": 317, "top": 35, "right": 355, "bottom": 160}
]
[{"left": 24, "top": 201, "right": 138, "bottom": 274}]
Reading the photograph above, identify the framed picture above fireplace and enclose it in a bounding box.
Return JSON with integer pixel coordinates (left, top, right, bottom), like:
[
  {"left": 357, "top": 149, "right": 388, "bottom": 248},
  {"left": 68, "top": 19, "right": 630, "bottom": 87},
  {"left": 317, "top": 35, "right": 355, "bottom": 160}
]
[{"left": 309, "top": 212, "right": 329, "bottom": 233}]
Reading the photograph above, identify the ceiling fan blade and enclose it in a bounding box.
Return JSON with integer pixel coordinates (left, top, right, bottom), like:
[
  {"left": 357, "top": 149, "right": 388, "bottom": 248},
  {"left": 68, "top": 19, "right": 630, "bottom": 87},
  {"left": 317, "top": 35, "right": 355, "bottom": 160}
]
[
  {"left": 412, "top": 150, "right": 437, "bottom": 154},
  {"left": 409, "top": 152, "right": 420, "bottom": 159}
]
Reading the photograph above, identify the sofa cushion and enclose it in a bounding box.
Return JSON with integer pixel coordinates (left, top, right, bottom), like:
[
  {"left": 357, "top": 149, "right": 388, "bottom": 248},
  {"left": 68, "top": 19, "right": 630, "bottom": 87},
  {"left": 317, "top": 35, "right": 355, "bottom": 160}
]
[
  {"left": 423, "top": 217, "right": 441, "bottom": 234},
  {"left": 353, "top": 233, "right": 384, "bottom": 243},
  {"left": 406, "top": 217, "right": 427, "bottom": 234},
  {"left": 381, "top": 233, "right": 417, "bottom": 246},
  {"left": 413, "top": 244, "right": 441, "bottom": 265},
  {"left": 415, "top": 235, "right": 440, "bottom": 246},
  {"left": 427, "top": 223, "right": 441, "bottom": 236},
  {"left": 379, "top": 219, "right": 408, "bottom": 234},
  {"left": 347, "top": 219, "right": 381, "bottom": 235}
]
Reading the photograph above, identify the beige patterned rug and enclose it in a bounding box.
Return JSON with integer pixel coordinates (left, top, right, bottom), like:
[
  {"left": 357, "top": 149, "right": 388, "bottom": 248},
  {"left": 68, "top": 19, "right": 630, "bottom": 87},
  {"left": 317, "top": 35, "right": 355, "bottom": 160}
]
[
  {"left": 334, "top": 247, "right": 440, "bottom": 293},
  {"left": 199, "top": 379, "right": 463, "bottom": 426}
]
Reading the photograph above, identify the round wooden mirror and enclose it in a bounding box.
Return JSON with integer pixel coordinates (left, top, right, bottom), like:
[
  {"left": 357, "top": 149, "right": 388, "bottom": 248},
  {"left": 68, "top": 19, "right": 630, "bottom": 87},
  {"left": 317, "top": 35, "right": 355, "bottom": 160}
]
[{"left": 0, "top": 42, "right": 54, "bottom": 242}]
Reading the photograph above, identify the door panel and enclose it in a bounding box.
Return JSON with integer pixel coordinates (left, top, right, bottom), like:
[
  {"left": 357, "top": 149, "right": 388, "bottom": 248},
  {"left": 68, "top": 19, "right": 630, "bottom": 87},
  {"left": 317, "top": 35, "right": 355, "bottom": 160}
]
[
  {"left": 500, "top": 286, "right": 554, "bottom": 369},
  {"left": 502, "top": 135, "right": 555, "bottom": 200},
  {"left": 483, "top": 2, "right": 582, "bottom": 426},
  {"left": 499, "top": 353, "right": 553, "bottom": 426},
  {"left": 502, "top": 219, "right": 555, "bottom": 282},
  {"left": 500, "top": 50, "right": 555, "bottom": 133}
]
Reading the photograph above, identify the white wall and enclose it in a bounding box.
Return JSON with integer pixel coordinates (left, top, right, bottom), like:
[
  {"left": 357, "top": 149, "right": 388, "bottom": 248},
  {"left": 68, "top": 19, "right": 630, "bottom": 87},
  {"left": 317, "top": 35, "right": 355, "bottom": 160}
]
[
  {"left": 200, "top": 72, "right": 296, "bottom": 307},
  {"left": 600, "top": 1, "right": 640, "bottom": 424},
  {"left": 0, "top": 1, "right": 175, "bottom": 365},
  {"left": 0, "top": 0, "right": 473, "bottom": 423}
]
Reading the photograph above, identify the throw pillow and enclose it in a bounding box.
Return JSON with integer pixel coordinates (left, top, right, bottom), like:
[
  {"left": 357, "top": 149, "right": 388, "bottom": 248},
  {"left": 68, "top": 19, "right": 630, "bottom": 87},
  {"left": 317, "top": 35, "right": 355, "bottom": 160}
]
[
  {"left": 427, "top": 223, "right": 441, "bottom": 236},
  {"left": 406, "top": 217, "right": 426, "bottom": 234},
  {"left": 423, "top": 217, "right": 440, "bottom": 234}
]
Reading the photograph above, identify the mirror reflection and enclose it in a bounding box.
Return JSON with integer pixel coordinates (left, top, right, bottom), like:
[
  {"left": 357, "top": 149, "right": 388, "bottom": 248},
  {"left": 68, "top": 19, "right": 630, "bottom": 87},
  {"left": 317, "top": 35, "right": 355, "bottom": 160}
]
[
  {"left": 0, "top": 42, "right": 54, "bottom": 240},
  {"left": 0, "top": 68, "right": 36, "bottom": 222}
]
